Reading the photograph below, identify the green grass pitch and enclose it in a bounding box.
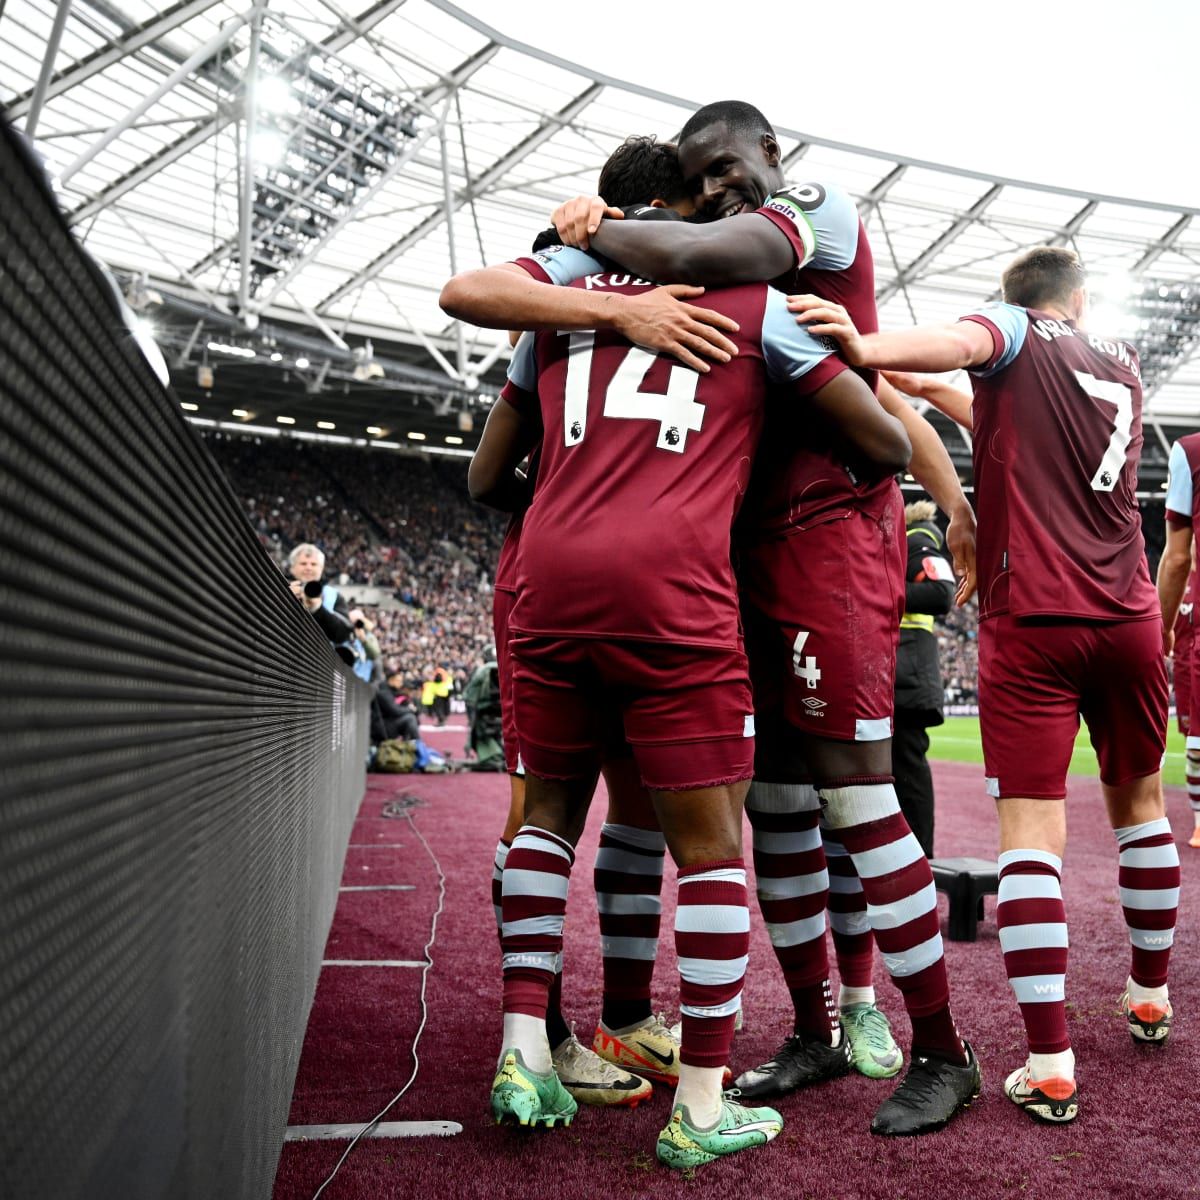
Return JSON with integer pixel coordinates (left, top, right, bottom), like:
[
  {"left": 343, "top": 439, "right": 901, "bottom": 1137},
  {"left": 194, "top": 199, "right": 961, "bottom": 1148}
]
[{"left": 928, "top": 716, "right": 1187, "bottom": 788}]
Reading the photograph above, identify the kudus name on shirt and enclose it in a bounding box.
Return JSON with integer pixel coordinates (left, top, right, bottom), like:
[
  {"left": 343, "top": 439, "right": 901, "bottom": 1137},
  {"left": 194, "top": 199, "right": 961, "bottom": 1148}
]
[
  {"left": 1031, "top": 317, "right": 1141, "bottom": 378},
  {"left": 583, "top": 273, "right": 655, "bottom": 289}
]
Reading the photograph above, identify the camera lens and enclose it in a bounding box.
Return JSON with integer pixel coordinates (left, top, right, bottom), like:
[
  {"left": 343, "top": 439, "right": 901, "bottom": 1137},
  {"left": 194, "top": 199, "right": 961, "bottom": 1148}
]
[{"left": 304, "top": 580, "right": 324, "bottom": 599}]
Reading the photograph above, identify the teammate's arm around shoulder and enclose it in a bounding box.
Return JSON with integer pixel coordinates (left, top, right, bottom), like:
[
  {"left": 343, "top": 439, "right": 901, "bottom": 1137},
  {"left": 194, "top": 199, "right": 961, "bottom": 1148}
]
[
  {"left": 552, "top": 197, "right": 795, "bottom": 286},
  {"left": 787, "top": 295, "right": 994, "bottom": 373},
  {"left": 440, "top": 260, "right": 740, "bottom": 374}
]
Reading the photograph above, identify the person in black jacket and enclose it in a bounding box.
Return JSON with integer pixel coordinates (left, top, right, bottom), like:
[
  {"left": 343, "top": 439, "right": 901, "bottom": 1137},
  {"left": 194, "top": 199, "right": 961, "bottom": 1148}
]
[{"left": 894, "top": 500, "right": 957, "bottom": 856}]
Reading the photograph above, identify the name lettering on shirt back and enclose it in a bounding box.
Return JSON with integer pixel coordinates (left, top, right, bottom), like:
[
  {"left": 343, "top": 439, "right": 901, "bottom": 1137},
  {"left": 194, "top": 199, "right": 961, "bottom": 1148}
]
[
  {"left": 1031, "top": 318, "right": 1140, "bottom": 378},
  {"left": 584, "top": 272, "right": 654, "bottom": 290}
]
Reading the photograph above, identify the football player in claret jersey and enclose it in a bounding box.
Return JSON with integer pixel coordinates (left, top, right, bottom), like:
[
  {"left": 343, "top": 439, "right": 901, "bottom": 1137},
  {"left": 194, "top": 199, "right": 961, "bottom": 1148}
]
[
  {"left": 464, "top": 139, "right": 734, "bottom": 1115},
  {"left": 465, "top": 267, "right": 909, "bottom": 1168},
  {"left": 794, "top": 245, "right": 1180, "bottom": 1125},
  {"left": 549, "top": 102, "right": 981, "bottom": 1136},
  {"left": 1159, "top": 434, "right": 1200, "bottom": 847}
]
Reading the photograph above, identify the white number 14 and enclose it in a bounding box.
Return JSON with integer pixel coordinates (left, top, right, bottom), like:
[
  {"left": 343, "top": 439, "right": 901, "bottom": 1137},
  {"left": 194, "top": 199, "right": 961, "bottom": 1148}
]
[{"left": 560, "top": 331, "right": 705, "bottom": 453}]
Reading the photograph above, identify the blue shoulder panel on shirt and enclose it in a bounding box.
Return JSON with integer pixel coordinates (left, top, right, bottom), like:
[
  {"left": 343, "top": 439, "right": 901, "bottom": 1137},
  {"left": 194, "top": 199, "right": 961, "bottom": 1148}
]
[
  {"left": 526, "top": 244, "right": 604, "bottom": 286},
  {"left": 764, "top": 179, "right": 861, "bottom": 272},
  {"left": 964, "top": 302, "right": 1028, "bottom": 377},
  {"left": 507, "top": 331, "right": 538, "bottom": 393},
  {"left": 1166, "top": 440, "right": 1194, "bottom": 517},
  {"left": 761, "top": 288, "right": 836, "bottom": 382}
]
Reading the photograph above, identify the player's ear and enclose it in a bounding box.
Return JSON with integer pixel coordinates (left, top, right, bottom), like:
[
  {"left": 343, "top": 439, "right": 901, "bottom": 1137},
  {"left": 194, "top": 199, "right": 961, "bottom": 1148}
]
[
  {"left": 1072, "top": 286, "right": 1088, "bottom": 322},
  {"left": 761, "top": 133, "right": 780, "bottom": 167},
  {"left": 649, "top": 198, "right": 667, "bottom": 208}
]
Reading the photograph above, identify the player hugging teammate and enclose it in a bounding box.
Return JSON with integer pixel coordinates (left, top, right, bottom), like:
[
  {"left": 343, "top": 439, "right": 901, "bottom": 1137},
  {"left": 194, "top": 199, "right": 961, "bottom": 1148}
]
[{"left": 441, "top": 101, "right": 1180, "bottom": 1170}]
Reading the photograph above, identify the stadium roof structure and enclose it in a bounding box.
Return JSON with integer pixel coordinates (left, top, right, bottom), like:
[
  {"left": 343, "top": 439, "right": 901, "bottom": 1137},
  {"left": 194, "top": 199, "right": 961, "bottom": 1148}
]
[{"left": 3, "top": 0, "right": 1198, "bottom": 476}]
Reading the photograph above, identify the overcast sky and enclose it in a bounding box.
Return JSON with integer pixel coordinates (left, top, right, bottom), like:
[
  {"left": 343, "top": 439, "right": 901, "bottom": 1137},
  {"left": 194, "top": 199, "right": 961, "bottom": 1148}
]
[{"left": 496, "top": 0, "right": 1200, "bottom": 209}]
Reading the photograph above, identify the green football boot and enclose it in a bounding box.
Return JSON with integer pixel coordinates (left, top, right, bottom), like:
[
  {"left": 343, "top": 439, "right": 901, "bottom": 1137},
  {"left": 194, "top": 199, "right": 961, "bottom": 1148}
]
[
  {"left": 655, "top": 1098, "right": 782, "bottom": 1170},
  {"left": 840, "top": 1002, "right": 904, "bottom": 1079},
  {"left": 490, "top": 1048, "right": 578, "bottom": 1128}
]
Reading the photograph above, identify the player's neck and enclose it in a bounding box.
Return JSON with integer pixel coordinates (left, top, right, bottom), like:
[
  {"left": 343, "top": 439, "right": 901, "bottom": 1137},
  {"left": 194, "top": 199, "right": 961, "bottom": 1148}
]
[{"left": 1039, "top": 303, "right": 1076, "bottom": 323}]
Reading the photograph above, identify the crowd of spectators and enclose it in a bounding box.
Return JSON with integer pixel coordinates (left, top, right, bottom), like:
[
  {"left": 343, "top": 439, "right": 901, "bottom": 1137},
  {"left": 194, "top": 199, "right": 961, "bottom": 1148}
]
[
  {"left": 203, "top": 433, "right": 1045, "bottom": 712},
  {"left": 938, "top": 600, "right": 980, "bottom": 707},
  {"left": 204, "top": 432, "right": 505, "bottom": 689}
]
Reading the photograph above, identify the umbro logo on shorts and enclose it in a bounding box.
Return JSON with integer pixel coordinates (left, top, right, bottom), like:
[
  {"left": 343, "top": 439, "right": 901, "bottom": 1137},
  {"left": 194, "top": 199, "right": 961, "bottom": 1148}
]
[
  {"left": 743, "top": 714, "right": 755, "bottom": 738},
  {"left": 802, "top": 697, "right": 827, "bottom": 711}
]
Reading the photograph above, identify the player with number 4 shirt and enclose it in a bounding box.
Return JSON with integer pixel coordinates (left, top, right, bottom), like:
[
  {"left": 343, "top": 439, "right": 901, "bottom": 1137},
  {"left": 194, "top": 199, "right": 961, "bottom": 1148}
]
[{"left": 793, "top": 245, "right": 1178, "bottom": 1126}]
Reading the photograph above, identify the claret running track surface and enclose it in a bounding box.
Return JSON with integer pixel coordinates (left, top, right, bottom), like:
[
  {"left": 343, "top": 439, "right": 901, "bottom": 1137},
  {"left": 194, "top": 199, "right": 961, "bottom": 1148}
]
[{"left": 273, "top": 728, "right": 1197, "bottom": 1200}]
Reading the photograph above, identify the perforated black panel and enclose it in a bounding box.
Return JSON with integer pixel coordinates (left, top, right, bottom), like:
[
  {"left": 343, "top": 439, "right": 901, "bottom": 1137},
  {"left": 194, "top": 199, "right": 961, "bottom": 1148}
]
[{"left": 0, "top": 113, "right": 368, "bottom": 1200}]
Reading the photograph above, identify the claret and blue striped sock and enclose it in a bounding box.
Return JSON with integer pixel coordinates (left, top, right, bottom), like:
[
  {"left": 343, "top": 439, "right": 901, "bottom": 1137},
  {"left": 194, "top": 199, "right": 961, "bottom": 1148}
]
[
  {"left": 996, "top": 850, "right": 1070, "bottom": 1058},
  {"left": 745, "top": 782, "right": 837, "bottom": 1042},
  {"left": 1116, "top": 818, "right": 1180, "bottom": 991},
  {"left": 595, "top": 822, "right": 666, "bottom": 1030},
  {"left": 500, "top": 825, "right": 576, "bottom": 1070},
  {"left": 675, "top": 858, "right": 750, "bottom": 1071},
  {"left": 821, "top": 781, "right": 965, "bottom": 1064}
]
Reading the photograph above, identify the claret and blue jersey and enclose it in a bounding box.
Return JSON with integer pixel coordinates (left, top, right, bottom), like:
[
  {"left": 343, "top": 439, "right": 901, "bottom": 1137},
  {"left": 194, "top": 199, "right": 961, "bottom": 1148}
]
[
  {"left": 958, "top": 301, "right": 1157, "bottom": 622},
  {"left": 499, "top": 275, "right": 846, "bottom": 650}
]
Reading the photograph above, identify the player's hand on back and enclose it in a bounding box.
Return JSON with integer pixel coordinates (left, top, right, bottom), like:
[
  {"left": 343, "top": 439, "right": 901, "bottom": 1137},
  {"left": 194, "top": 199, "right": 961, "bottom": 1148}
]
[
  {"left": 881, "top": 371, "right": 929, "bottom": 399},
  {"left": 946, "top": 507, "right": 978, "bottom": 606},
  {"left": 551, "top": 194, "right": 624, "bottom": 250},
  {"left": 788, "top": 294, "right": 867, "bottom": 366},
  {"left": 615, "top": 285, "right": 740, "bottom": 374}
]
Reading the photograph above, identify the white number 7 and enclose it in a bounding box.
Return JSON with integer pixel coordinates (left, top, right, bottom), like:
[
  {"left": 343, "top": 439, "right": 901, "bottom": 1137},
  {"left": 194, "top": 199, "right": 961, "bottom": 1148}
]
[
  {"left": 1075, "top": 370, "right": 1133, "bottom": 493},
  {"left": 559, "top": 331, "right": 705, "bottom": 453}
]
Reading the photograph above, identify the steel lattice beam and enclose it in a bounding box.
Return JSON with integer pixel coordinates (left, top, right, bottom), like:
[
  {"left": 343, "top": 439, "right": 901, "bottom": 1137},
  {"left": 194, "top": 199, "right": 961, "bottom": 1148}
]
[
  {"left": 316, "top": 83, "right": 603, "bottom": 313},
  {"left": 876, "top": 183, "right": 1003, "bottom": 306},
  {"left": 1133, "top": 213, "right": 1193, "bottom": 273},
  {"left": 67, "top": 0, "right": 415, "bottom": 225},
  {"left": 189, "top": 42, "right": 498, "bottom": 282},
  {"left": 8, "top": 0, "right": 223, "bottom": 120}
]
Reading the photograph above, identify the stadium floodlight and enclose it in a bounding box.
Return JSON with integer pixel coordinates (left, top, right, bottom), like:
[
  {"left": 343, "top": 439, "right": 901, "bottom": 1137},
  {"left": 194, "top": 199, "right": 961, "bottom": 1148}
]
[
  {"left": 445, "top": 435, "right": 463, "bottom": 445},
  {"left": 1118, "top": 278, "right": 1200, "bottom": 393},
  {"left": 232, "top": 409, "right": 251, "bottom": 418},
  {"left": 295, "top": 356, "right": 310, "bottom": 369},
  {"left": 1087, "top": 303, "right": 1128, "bottom": 339},
  {"left": 406, "top": 431, "right": 426, "bottom": 441},
  {"left": 270, "top": 351, "right": 283, "bottom": 362},
  {"left": 211, "top": 16, "right": 423, "bottom": 304},
  {"left": 366, "top": 425, "right": 384, "bottom": 436},
  {"left": 256, "top": 75, "right": 293, "bottom": 114},
  {"left": 250, "top": 129, "right": 288, "bottom": 166},
  {"left": 352, "top": 341, "right": 384, "bottom": 382},
  {"left": 317, "top": 420, "right": 336, "bottom": 430},
  {"left": 1093, "top": 272, "right": 1135, "bottom": 301},
  {"left": 276, "top": 415, "right": 296, "bottom": 425},
  {"left": 180, "top": 401, "right": 199, "bottom": 411}
]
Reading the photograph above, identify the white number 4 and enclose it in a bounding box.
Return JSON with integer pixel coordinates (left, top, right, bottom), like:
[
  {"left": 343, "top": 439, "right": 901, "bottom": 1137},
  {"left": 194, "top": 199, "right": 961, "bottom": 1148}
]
[
  {"left": 560, "top": 331, "right": 705, "bottom": 453},
  {"left": 792, "top": 631, "right": 821, "bottom": 689},
  {"left": 1075, "top": 370, "right": 1133, "bottom": 493}
]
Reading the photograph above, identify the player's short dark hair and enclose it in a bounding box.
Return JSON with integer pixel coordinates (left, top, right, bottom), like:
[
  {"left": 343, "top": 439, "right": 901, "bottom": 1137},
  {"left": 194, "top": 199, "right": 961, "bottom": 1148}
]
[
  {"left": 1001, "top": 247, "right": 1087, "bottom": 309},
  {"left": 679, "top": 100, "right": 775, "bottom": 146},
  {"left": 597, "top": 135, "right": 688, "bottom": 207}
]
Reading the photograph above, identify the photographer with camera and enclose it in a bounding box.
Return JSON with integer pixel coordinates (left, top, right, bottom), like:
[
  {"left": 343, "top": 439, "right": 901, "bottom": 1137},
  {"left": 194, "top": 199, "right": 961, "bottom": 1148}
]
[{"left": 287, "top": 542, "right": 355, "bottom": 648}]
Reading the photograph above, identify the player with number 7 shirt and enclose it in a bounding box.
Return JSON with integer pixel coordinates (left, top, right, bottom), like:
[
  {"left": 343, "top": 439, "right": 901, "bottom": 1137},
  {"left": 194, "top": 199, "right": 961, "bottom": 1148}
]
[
  {"left": 469, "top": 267, "right": 910, "bottom": 1170},
  {"left": 791, "top": 245, "right": 1178, "bottom": 1127}
]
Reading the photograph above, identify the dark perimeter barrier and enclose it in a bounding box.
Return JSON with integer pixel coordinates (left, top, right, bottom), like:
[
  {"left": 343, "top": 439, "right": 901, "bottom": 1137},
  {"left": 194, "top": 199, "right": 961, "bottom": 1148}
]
[{"left": 0, "top": 113, "right": 369, "bottom": 1198}]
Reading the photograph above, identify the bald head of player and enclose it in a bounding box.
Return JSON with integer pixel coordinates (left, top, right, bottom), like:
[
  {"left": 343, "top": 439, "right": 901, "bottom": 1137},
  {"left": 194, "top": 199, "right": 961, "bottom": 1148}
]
[
  {"left": 676, "top": 100, "right": 787, "bottom": 222},
  {"left": 1000, "top": 246, "right": 1088, "bottom": 323}
]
